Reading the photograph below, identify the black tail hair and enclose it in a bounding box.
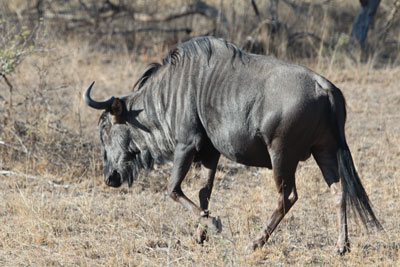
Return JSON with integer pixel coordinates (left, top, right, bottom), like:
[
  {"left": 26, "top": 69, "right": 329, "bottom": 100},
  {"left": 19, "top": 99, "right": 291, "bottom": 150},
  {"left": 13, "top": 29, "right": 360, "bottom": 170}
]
[{"left": 328, "top": 86, "right": 382, "bottom": 230}]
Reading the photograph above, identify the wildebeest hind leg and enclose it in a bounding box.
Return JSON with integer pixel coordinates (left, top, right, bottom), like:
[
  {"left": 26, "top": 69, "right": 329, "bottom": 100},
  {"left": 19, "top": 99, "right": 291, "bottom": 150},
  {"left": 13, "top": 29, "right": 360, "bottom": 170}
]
[
  {"left": 312, "top": 149, "right": 349, "bottom": 254},
  {"left": 251, "top": 150, "right": 299, "bottom": 250},
  {"left": 196, "top": 151, "right": 222, "bottom": 243}
]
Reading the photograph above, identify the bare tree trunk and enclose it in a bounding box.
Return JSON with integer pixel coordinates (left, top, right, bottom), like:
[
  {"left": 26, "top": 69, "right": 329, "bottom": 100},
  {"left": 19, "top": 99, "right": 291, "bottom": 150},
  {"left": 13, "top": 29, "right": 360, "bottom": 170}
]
[
  {"left": 349, "top": 0, "right": 381, "bottom": 51},
  {"left": 268, "top": 0, "right": 279, "bottom": 23}
]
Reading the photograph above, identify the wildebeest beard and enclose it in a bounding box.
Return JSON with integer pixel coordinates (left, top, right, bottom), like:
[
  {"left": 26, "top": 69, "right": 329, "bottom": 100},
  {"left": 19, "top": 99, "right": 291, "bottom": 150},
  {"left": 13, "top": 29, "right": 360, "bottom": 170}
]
[
  {"left": 128, "top": 149, "right": 153, "bottom": 186},
  {"left": 101, "top": 144, "right": 154, "bottom": 187},
  {"left": 98, "top": 112, "right": 154, "bottom": 187}
]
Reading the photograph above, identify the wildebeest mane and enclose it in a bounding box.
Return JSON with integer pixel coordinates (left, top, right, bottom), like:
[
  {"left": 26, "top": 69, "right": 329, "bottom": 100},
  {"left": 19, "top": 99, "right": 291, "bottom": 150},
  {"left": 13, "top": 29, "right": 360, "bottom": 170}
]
[
  {"left": 133, "top": 36, "right": 249, "bottom": 90},
  {"left": 132, "top": 63, "right": 162, "bottom": 90}
]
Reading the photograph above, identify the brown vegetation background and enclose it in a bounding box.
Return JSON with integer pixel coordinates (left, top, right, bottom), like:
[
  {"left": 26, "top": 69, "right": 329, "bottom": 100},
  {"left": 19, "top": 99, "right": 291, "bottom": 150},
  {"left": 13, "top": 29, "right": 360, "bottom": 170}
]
[{"left": 0, "top": 0, "right": 399, "bottom": 266}]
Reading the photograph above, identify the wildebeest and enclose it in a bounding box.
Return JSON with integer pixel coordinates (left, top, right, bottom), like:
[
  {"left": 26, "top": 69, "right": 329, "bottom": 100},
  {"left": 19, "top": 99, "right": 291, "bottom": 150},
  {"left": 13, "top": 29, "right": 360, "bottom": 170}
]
[{"left": 84, "top": 36, "right": 382, "bottom": 254}]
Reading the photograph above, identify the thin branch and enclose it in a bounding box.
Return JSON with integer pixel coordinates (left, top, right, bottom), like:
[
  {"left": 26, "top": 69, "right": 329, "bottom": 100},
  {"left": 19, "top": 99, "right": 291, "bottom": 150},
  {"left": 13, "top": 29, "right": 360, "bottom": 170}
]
[
  {"left": 0, "top": 72, "right": 13, "bottom": 108},
  {"left": 102, "top": 0, "right": 126, "bottom": 13},
  {"left": 134, "top": 10, "right": 207, "bottom": 23},
  {"left": 101, "top": 27, "right": 192, "bottom": 36},
  {"left": 281, "top": 0, "right": 300, "bottom": 10},
  {"left": 44, "top": 0, "right": 224, "bottom": 25},
  {"left": 134, "top": 0, "right": 226, "bottom": 23},
  {"left": 251, "top": 0, "right": 260, "bottom": 17},
  {"left": 43, "top": 12, "right": 94, "bottom": 26},
  {"left": 377, "top": 0, "right": 400, "bottom": 41},
  {"left": 288, "top": 31, "right": 333, "bottom": 50},
  {"left": 281, "top": 0, "right": 328, "bottom": 19},
  {"left": 77, "top": 0, "right": 90, "bottom": 14},
  {"left": 248, "top": 18, "right": 286, "bottom": 38},
  {"left": 9, "top": 129, "right": 28, "bottom": 153},
  {"left": 268, "top": 0, "right": 279, "bottom": 22}
]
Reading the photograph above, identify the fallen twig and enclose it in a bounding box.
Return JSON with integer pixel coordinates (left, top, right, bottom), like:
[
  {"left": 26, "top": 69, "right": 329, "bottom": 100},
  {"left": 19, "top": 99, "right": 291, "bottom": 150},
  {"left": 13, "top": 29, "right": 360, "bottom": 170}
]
[
  {"left": 0, "top": 140, "right": 27, "bottom": 153},
  {"left": 9, "top": 129, "right": 28, "bottom": 153},
  {"left": 0, "top": 169, "right": 70, "bottom": 188}
]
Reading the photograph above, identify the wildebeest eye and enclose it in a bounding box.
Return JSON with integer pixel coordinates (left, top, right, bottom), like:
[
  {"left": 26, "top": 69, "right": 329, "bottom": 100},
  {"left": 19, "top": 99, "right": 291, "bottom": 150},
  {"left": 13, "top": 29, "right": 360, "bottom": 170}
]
[
  {"left": 124, "top": 152, "right": 136, "bottom": 162},
  {"left": 102, "top": 149, "right": 108, "bottom": 161}
]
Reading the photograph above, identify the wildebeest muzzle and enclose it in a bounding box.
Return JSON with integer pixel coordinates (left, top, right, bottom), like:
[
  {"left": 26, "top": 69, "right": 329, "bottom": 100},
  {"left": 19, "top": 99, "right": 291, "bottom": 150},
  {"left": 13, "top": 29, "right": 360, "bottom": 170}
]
[{"left": 105, "top": 170, "right": 123, "bottom": 187}]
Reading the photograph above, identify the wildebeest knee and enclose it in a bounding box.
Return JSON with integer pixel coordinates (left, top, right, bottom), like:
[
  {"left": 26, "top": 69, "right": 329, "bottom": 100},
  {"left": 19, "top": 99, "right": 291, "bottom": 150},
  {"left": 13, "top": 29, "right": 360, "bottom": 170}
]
[
  {"left": 167, "top": 186, "right": 181, "bottom": 201},
  {"left": 199, "top": 186, "right": 211, "bottom": 199}
]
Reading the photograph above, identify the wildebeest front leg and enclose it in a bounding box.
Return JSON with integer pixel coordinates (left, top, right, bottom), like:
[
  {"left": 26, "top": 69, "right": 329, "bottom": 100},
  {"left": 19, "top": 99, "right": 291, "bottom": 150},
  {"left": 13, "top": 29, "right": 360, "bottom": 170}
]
[
  {"left": 168, "top": 143, "right": 202, "bottom": 216},
  {"left": 196, "top": 152, "right": 222, "bottom": 243}
]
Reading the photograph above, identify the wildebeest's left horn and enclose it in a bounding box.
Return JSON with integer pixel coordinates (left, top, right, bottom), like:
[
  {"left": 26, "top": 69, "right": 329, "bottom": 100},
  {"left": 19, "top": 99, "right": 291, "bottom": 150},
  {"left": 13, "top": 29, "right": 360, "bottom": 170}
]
[{"left": 83, "top": 81, "right": 115, "bottom": 110}]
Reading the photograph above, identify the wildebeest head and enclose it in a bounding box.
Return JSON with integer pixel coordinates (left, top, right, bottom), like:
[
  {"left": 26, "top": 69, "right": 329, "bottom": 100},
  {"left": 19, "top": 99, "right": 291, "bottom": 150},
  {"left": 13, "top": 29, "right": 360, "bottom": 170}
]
[{"left": 83, "top": 82, "right": 153, "bottom": 187}]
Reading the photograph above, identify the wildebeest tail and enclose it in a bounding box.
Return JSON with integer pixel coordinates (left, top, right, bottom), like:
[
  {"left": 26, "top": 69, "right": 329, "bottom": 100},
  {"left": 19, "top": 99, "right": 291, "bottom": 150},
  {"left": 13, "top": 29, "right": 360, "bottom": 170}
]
[{"left": 327, "top": 86, "right": 382, "bottom": 230}]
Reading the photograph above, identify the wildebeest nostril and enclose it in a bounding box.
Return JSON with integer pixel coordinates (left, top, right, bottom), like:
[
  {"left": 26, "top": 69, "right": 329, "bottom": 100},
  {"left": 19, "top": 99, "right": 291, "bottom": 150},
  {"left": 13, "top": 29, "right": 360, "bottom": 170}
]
[{"left": 106, "top": 170, "right": 122, "bottom": 187}]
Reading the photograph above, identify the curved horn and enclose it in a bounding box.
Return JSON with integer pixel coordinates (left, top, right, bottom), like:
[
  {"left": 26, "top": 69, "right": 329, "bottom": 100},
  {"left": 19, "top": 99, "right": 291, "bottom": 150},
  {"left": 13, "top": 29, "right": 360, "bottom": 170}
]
[{"left": 83, "top": 81, "right": 115, "bottom": 110}]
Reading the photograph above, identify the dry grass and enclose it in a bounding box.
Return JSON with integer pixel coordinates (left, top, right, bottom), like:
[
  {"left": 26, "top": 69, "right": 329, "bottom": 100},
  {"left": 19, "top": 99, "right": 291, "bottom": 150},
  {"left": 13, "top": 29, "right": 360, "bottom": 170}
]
[
  {"left": 0, "top": 40, "right": 399, "bottom": 267},
  {"left": 1, "top": 1, "right": 400, "bottom": 266}
]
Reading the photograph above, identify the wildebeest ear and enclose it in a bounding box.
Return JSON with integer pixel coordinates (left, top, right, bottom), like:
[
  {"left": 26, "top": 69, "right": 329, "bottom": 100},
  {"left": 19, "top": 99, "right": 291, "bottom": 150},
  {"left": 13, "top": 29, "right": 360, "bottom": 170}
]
[{"left": 110, "top": 98, "right": 125, "bottom": 123}]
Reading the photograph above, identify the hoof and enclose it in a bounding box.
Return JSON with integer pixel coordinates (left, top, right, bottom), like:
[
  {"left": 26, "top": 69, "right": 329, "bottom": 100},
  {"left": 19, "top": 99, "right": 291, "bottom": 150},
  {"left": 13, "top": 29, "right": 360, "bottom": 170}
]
[
  {"left": 195, "top": 216, "right": 222, "bottom": 244},
  {"left": 211, "top": 216, "right": 222, "bottom": 233},
  {"left": 195, "top": 224, "right": 208, "bottom": 244},
  {"left": 249, "top": 239, "right": 265, "bottom": 251},
  {"left": 336, "top": 242, "right": 350, "bottom": 255}
]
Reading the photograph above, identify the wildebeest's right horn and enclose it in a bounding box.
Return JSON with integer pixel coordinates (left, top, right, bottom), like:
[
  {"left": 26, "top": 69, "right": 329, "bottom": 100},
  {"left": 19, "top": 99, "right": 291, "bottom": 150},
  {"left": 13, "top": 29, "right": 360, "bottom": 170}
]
[{"left": 83, "top": 81, "right": 115, "bottom": 110}]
